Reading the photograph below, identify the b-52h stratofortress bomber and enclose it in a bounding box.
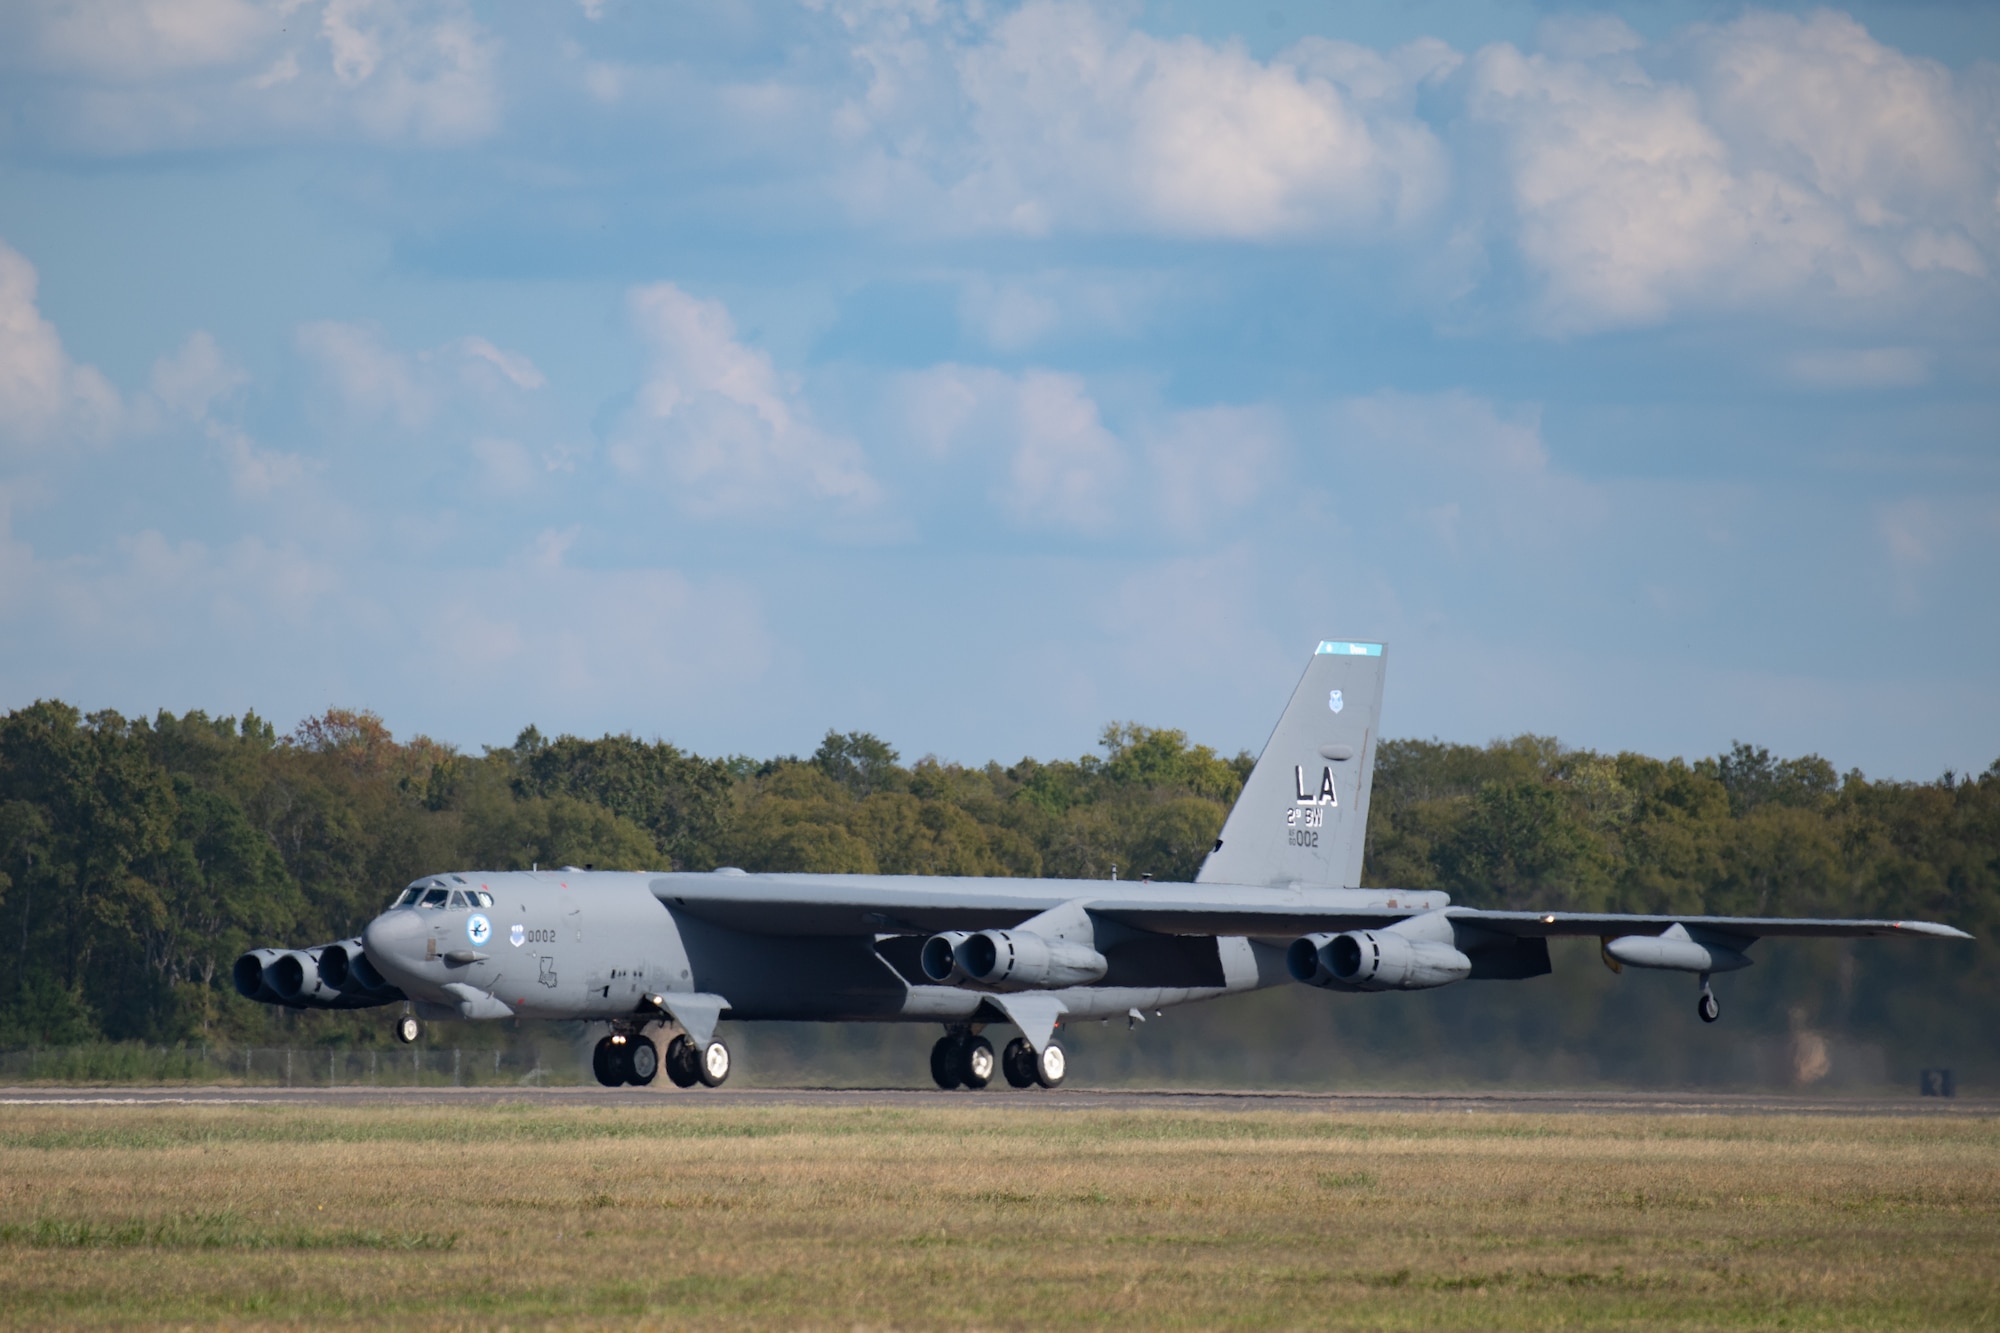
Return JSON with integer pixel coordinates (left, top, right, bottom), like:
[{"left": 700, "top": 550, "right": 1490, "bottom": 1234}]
[{"left": 235, "top": 642, "right": 1971, "bottom": 1090}]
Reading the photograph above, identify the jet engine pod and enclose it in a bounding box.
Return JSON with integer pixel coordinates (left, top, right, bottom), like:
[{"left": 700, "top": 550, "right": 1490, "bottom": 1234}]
[
  {"left": 232, "top": 948, "right": 287, "bottom": 1004},
  {"left": 319, "top": 938, "right": 398, "bottom": 997},
  {"left": 269, "top": 947, "right": 344, "bottom": 1005},
  {"left": 1287, "top": 933, "right": 1342, "bottom": 987},
  {"left": 1325, "top": 930, "right": 1471, "bottom": 991},
  {"left": 921, "top": 931, "right": 973, "bottom": 983},
  {"left": 959, "top": 929, "right": 1107, "bottom": 990}
]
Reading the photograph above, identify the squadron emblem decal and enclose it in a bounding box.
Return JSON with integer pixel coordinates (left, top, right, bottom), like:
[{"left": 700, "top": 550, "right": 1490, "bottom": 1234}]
[
  {"left": 1329, "top": 689, "right": 1344, "bottom": 714},
  {"left": 466, "top": 913, "right": 492, "bottom": 947},
  {"left": 510, "top": 923, "right": 526, "bottom": 948}
]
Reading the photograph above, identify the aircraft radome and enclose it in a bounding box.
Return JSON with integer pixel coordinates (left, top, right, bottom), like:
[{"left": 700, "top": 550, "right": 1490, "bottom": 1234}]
[{"left": 235, "top": 641, "right": 1972, "bottom": 1091}]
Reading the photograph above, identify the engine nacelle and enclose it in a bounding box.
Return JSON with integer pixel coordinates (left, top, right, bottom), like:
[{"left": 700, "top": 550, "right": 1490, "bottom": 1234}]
[
  {"left": 232, "top": 948, "right": 288, "bottom": 1005},
  {"left": 959, "top": 929, "right": 1107, "bottom": 990},
  {"left": 269, "top": 947, "right": 341, "bottom": 1004},
  {"left": 1290, "top": 929, "right": 1471, "bottom": 991},
  {"left": 318, "top": 938, "right": 396, "bottom": 995},
  {"left": 920, "top": 931, "right": 974, "bottom": 983}
]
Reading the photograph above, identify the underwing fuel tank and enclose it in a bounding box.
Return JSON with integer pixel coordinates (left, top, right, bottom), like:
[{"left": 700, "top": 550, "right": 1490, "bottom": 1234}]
[{"left": 1603, "top": 925, "right": 1752, "bottom": 973}]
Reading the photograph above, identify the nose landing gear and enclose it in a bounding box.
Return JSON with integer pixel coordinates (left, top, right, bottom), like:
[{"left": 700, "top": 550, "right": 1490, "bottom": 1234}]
[{"left": 1697, "top": 974, "right": 1721, "bottom": 1024}]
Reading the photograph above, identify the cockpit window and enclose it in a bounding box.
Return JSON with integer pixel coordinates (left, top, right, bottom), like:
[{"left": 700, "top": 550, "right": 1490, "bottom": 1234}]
[
  {"left": 447, "top": 890, "right": 468, "bottom": 909},
  {"left": 419, "top": 887, "right": 449, "bottom": 908},
  {"left": 391, "top": 888, "right": 418, "bottom": 908},
  {"left": 473, "top": 890, "right": 494, "bottom": 908}
]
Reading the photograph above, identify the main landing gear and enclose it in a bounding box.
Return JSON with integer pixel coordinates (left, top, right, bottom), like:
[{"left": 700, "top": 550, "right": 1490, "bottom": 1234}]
[
  {"left": 664, "top": 1033, "right": 731, "bottom": 1088},
  {"left": 594, "top": 1029, "right": 730, "bottom": 1088},
  {"left": 932, "top": 1029, "right": 1065, "bottom": 1090},
  {"left": 394, "top": 1012, "right": 421, "bottom": 1044},
  {"left": 1697, "top": 975, "right": 1721, "bottom": 1024}
]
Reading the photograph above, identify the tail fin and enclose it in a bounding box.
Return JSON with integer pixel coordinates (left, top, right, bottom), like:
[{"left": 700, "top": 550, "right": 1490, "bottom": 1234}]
[{"left": 1196, "top": 640, "right": 1386, "bottom": 889}]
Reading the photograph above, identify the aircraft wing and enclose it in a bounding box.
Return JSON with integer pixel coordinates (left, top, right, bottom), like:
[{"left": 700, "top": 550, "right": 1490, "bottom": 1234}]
[
  {"left": 649, "top": 874, "right": 1971, "bottom": 942},
  {"left": 1440, "top": 910, "right": 1971, "bottom": 941}
]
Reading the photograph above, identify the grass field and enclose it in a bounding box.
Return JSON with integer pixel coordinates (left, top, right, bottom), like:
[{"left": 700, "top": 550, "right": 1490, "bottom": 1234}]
[{"left": 0, "top": 1099, "right": 1995, "bottom": 1329}]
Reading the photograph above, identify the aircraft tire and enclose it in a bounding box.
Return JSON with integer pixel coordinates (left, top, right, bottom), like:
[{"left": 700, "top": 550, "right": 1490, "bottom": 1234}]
[
  {"left": 664, "top": 1034, "right": 701, "bottom": 1088},
  {"left": 929, "top": 1035, "right": 963, "bottom": 1090},
  {"left": 1035, "top": 1040, "right": 1067, "bottom": 1089},
  {"left": 1698, "top": 991, "right": 1721, "bottom": 1024},
  {"left": 394, "top": 1015, "right": 420, "bottom": 1045},
  {"left": 627, "top": 1037, "right": 659, "bottom": 1086},
  {"left": 697, "top": 1040, "right": 731, "bottom": 1087},
  {"left": 592, "top": 1036, "right": 627, "bottom": 1087},
  {"left": 960, "top": 1035, "right": 995, "bottom": 1089},
  {"left": 1001, "top": 1037, "right": 1037, "bottom": 1088}
]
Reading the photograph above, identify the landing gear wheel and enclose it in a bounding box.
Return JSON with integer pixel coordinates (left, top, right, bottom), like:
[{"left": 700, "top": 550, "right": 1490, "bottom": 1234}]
[
  {"left": 664, "top": 1034, "right": 700, "bottom": 1088},
  {"left": 627, "top": 1037, "right": 659, "bottom": 1086},
  {"left": 697, "top": 1040, "right": 731, "bottom": 1087},
  {"left": 960, "top": 1035, "right": 995, "bottom": 1089},
  {"left": 1035, "top": 1040, "right": 1067, "bottom": 1089},
  {"left": 1001, "top": 1037, "right": 1037, "bottom": 1089},
  {"left": 930, "top": 1035, "right": 964, "bottom": 1090},
  {"left": 1697, "top": 990, "right": 1721, "bottom": 1024},
  {"left": 592, "top": 1035, "right": 631, "bottom": 1087},
  {"left": 394, "top": 1014, "right": 420, "bottom": 1045}
]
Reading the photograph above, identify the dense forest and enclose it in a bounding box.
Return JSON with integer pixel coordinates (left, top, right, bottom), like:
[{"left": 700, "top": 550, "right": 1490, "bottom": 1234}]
[{"left": 1, "top": 700, "right": 1993, "bottom": 1087}]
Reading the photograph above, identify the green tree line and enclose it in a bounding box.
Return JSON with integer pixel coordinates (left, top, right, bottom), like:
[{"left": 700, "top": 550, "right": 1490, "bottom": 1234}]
[{"left": 0, "top": 699, "right": 1993, "bottom": 1067}]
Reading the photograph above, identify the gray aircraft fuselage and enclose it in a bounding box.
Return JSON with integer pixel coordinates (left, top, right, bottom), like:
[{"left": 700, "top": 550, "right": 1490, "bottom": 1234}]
[{"left": 362, "top": 870, "right": 1448, "bottom": 1028}]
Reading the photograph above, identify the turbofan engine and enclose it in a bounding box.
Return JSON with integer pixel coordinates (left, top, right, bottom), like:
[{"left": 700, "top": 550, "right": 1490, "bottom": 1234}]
[
  {"left": 1288, "top": 927, "right": 1471, "bottom": 991},
  {"left": 233, "top": 940, "right": 401, "bottom": 1010},
  {"left": 920, "top": 928, "right": 1107, "bottom": 990},
  {"left": 318, "top": 937, "right": 402, "bottom": 998}
]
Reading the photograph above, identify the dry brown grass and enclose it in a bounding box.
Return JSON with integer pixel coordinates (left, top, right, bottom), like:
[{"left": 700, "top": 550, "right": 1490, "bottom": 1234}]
[{"left": 0, "top": 1100, "right": 1995, "bottom": 1328}]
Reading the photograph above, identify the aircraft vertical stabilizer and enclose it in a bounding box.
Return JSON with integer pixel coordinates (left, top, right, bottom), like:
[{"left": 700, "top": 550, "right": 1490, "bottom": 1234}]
[{"left": 1195, "top": 641, "right": 1386, "bottom": 889}]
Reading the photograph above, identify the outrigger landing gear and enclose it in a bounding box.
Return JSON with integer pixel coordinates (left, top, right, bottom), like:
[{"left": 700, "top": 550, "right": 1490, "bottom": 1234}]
[
  {"left": 394, "top": 1012, "right": 421, "bottom": 1045},
  {"left": 1697, "top": 974, "right": 1721, "bottom": 1024}
]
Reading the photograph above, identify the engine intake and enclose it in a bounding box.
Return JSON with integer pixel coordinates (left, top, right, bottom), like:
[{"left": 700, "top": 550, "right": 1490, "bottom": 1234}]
[
  {"left": 232, "top": 948, "right": 286, "bottom": 1004},
  {"left": 920, "top": 932, "right": 973, "bottom": 983},
  {"left": 318, "top": 938, "right": 396, "bottom": 995},
  {"left": 234, "top": 941, "right": 402, "bottom": 1009}
]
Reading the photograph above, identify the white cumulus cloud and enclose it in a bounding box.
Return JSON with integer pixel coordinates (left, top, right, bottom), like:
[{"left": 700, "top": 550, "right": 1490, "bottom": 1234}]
[
  {"left": 0, "top": 239, "right": 122, "bottom": 455},
  {"left": 1463, "top": 11, "right": 1997, "bottom": 332},
  {"left": 610, "top": 283, "right": 880, "bottom": 517},
  {"left": 834, "top": 0, "right": 1450, "bottom": 239},
  {"left": 1, "top": 0, "right": 500, "bottom": 150}
]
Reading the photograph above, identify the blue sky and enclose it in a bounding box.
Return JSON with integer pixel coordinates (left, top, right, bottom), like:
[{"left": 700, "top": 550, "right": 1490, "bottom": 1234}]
[{"left": 0, "top": 0, "right": 1995, "bottom": 778}]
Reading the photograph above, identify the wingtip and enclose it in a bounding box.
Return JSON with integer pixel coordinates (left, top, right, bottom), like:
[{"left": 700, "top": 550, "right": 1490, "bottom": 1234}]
[{"left": 1895, "top": 921, "right": 1975, "bottom": 940}]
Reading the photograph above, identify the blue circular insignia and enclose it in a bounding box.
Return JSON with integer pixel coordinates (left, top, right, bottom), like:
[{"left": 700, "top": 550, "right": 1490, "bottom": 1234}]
[{"left": 467, "top": 913, "right": 492, "bottom": 947}]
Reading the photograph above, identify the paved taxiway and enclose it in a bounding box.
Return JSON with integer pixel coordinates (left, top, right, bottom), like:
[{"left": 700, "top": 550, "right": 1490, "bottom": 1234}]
[{"left": 0, "top": 1085, "right": 1987, "bottom": 1117}]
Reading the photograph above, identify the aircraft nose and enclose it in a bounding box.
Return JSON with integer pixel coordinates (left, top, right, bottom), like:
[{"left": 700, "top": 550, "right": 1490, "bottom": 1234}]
[{"left": 362, "top": 908, "right": 429, "bottom": 981}]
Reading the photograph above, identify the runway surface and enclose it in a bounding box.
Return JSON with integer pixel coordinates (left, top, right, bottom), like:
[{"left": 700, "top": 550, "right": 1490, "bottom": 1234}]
[{"left": 0, "top": 1084, "right": 1988, "bottom": 1116}]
